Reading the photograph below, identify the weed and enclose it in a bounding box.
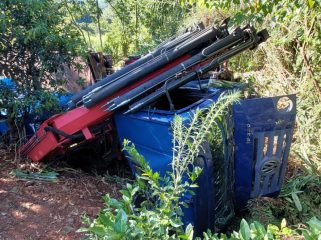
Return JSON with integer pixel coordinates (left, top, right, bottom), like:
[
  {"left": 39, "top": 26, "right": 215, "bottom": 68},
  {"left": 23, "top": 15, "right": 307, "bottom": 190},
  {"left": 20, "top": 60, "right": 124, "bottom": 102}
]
[{"left": 247, "top": 175, "right": 321, "bottom": 228}]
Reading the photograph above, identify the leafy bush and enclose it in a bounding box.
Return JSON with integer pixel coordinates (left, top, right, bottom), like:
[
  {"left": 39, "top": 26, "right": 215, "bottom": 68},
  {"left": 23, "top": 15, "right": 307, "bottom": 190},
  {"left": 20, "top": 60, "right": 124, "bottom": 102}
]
[
  {"left": 247, "top": 174, "right": 321, "bottom": 226},
  {"left": 200, "top": 217, "right": 321, "bottom": 240},
  {"left": 80, "top": 141, "right": 197, "bottom": 239},
  {"left": 0, "top": 0, "right": 84, "bottom": 137},
  {"left": 80, "top": 148, "right": 321, "bottom": 239}
]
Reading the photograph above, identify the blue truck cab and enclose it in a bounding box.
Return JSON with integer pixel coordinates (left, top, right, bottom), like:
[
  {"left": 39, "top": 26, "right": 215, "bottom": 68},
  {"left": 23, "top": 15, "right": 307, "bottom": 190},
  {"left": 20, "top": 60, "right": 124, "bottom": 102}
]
[{"left": 114, "top": 79, "right": 296, "bottom": 234}]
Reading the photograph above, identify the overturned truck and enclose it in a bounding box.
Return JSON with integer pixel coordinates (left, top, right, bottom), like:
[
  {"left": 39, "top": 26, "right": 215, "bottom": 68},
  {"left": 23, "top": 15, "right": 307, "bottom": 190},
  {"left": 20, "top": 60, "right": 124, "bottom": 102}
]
[{"left": 19, "top": 21, "right": 296, "bottom": 234}]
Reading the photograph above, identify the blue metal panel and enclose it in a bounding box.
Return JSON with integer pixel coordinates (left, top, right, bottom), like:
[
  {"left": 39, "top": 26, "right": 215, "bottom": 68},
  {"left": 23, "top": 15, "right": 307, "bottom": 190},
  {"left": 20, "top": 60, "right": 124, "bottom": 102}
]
[
  {"left": 233, "top": 94, "right": 296, "bottom": 208},
  {"left": 0, "top": 119, "right": 8, "bottom": 135},
  {"left": 191, "top": 142, "right": 215, "bottom": 236}
]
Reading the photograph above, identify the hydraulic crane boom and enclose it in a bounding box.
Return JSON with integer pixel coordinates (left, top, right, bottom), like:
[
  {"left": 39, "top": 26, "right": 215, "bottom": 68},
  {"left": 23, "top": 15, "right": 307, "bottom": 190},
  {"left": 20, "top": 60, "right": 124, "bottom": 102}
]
[{"left": 19, "top": 23, "right": 269, "bottom": 162}]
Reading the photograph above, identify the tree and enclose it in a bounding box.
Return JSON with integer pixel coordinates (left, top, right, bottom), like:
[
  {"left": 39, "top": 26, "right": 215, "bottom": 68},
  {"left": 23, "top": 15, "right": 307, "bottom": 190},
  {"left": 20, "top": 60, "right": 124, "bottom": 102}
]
[
  {"left": 100, "top": 0, "right": 188, "bottom": 61},
  {"left": 0, "top": 0, "right": 85, "bottom": 137}
]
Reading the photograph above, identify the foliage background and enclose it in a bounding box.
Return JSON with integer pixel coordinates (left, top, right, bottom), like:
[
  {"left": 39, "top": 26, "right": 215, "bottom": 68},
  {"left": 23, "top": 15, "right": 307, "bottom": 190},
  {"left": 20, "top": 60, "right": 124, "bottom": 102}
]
[{"left": 1, "top": 0, "right": 321, "bottom": 238}]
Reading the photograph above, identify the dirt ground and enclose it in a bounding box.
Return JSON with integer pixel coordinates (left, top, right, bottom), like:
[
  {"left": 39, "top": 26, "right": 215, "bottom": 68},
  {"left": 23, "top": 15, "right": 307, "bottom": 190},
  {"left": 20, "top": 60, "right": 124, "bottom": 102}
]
[{"left": 0, "top": 146, "right": 121, "bottom": 240}]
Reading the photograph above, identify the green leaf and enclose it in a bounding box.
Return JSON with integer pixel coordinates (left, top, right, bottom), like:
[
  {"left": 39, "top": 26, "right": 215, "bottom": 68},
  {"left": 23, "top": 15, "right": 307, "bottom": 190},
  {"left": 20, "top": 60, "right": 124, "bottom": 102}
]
[
  {"left": 301, "top": 229, "right": 314, "bottom": 240},
  {"left": 76, "top": 227, "right": 89, "bottom": 233},
  {"left": 307, "top": 217, "right": 321, "bottom": 234},
  {"left": 291, "top": 192, "right": 303, "bottom": 212},
  {"left": 108, "top": 198, "right": 122, "bottom": 208},
  {"left": 169, "top": 219, "right": 182, "bottom": 228},
  {"left": 120, "top": 189, "right": 130, "bottom": 198},
  {"left": 307, "top": 0, "right": 315, "bottom": 9},
  {"left": 89, "top": 226, "right": 106, "bottom": 236},
  {"left": 130, "top": 186, "right": 140, "bottom": 197},
  {"left": 114, "top": 209, "right": 127, "bottom": 234},
  {"left": 180, "top": 225, "right": 194, "bottom": 239},
  {"left": 152, "top": 172, "right": 160, "bottom": 181},
  {"left": 82, "top": 214, "right": 91, "bottom": 226},
  {"left": 281, "top": 219, "right": 287, "bottom": 229},
  {"left": 183, "top": 223, "right": 194, "bottom": 240},
  {"left": 99, "top": 213, "right": 113, "bottom": 227},
  {"left": 252, "top": 221, "right": 266, "bottom": 237},
  {"left": 122, "top": 195, "right": 130, "bottom": 203},
  {"left": 267, "top": 224, "right": 279, "bottom": 236},
  {"left": 240, "top": 219, "right": 251, "bottom": 240}
]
